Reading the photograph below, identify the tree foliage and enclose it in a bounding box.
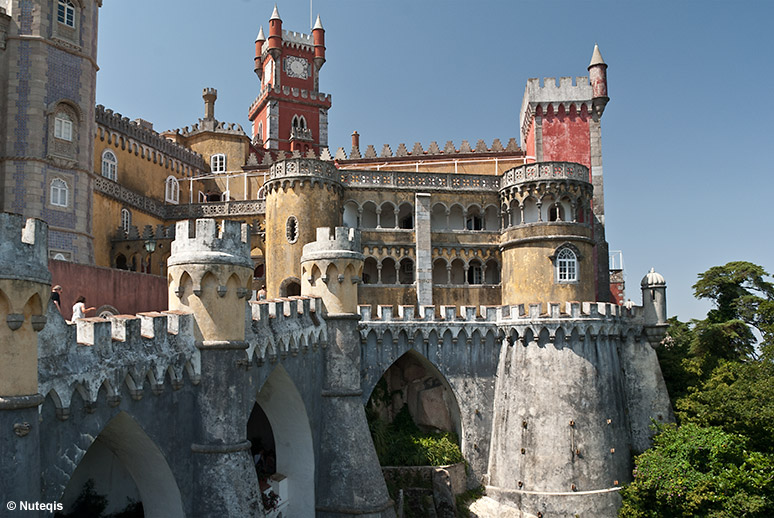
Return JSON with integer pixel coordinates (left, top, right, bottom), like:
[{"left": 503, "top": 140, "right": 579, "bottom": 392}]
[
  {"left": 621, "top": 261, "right": 774, "bottom": 516},
  {"left": 619, "top": 424, "right": 774, "bottom": 518}
]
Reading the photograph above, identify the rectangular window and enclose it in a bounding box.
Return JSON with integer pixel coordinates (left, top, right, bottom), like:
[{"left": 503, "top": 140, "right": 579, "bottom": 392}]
[
  {"left": 58, "top": 1, "right": 75, "bottom": 27},
  {"left": 54, "top": 117, "right": 73, "bottom": 141},
  {"left": 211, "top": 154, "right": 226, "bottom": 173}
]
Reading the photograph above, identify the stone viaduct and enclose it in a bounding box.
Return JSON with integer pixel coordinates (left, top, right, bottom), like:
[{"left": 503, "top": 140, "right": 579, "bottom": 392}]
[{"left": 0, "top": 213, "right": 671, "bottom": 518}]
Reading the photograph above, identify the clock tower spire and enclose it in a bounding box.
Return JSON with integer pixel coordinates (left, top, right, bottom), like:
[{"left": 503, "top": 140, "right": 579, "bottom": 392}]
[{"left": 249, "top": 7, "right": 331, "bottom": 155}]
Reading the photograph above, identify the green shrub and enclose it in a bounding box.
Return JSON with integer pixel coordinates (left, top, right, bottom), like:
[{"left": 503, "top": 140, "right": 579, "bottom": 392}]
[{"left": 367, "top": 405, "right": 463, "bottom": 466}]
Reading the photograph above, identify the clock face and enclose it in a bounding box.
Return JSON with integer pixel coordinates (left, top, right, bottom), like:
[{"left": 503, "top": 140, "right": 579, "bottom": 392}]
[{"left": 285, "top": 56, "right": 309, "bottom": 79}]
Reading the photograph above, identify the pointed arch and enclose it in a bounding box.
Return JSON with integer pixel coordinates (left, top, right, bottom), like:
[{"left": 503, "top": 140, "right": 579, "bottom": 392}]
[
  {"left": 59, "top": 412, "right": 184, "bottom": 518},
  {"left": 253, "top": 365, "right": 315, "bottom": 517}
]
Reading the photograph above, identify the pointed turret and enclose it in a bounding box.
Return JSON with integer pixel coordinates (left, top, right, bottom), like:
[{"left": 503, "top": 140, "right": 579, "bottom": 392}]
[
  {"left": 267, "top": 5, "right": 283, "bottom": 59},
  {"left": 588, "top": 43, "right": 609, "bottom": 116},
  {"left": 312, "top": 14, "right": 326, "bottom": 70},
  {"left": 254, "top": 26, "right": 266, "bottom": 79}
]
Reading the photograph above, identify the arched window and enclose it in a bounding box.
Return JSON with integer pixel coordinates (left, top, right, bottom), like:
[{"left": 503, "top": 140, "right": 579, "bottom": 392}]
[
  {"left": 50, "top": 178, "right": 68, "bottom": 207},
  {"left": 165, "top": 176, "right": 179, "bottom": 204},
  {"left": 292, "top": 115, "right": 306, "bottom": 129},
  {"left": 257, "top": 122, "right": 264, "bottom": 142},
  {"left": 57, "top": 0, "right": 75, "bottom": 27},
  {"left": 120, "top": 208, "right": 131, "bottom": 232},
  {"left": 556, "top": 248, "right": 578, "bottom": 282},
  {"left": 102, "top": 149, "right": 117, "bottom": 180},
  {"left": 54, "top": 112, "right": 73, "bottom": 141},
  {"left": 210, "top": 153, "right": 226, "bottom": 173}
]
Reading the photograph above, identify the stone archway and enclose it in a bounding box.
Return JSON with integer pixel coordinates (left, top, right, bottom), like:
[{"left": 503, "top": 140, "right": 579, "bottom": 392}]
[
  {"left": 367, "top": 349, "right": 462, "bottom": 439},
  {"left": 279, "top": 276, "right": 301, "bottom": 297},
  {"left": 254, "top": 365, "right": 315, "bottom": 516},
  {"left": 60, "top": 411, "right": 184, "bottom": 518}
]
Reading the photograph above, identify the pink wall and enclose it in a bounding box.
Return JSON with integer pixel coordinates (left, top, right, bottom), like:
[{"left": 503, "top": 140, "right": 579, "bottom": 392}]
[
  {"left": 49, "top": 260, "right": 167, "bottom": 320},
  {"left": 541, "top": 104, "right": 591, "bottom": 169}
]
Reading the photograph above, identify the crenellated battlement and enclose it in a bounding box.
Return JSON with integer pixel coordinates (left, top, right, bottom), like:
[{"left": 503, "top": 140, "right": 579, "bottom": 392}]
[
  {"left": 248, "top": 296, "right": 326, "bottom": 365},
  {"left": 520, "top": 76, "right": 594, "bottom": 147},
  {"left": 359, "top": 301, "right": 648, "bottom": 349},
  {"left": 38, "top": 309, "right": 200, "bottom": 416},
  {"left": 336, "top": 137, "right": 522, "bottom": 162},
  {"left": 360, "top": 301, "right": 642, "bottom": 324},
  {"left": 96, "top": 105, "right": 206, "bottom": 170},
  {"left": 302, "top": 227, "right": 361, "bottom": 258},
  {"left": 0, "top": 213, "right": 50, "bottom": 284},
  {"left": 523, "top": 76, "right": 592, "bottom": 104},
  {"left": 168, "top": 219, "right": 252, "bottom": 268}
]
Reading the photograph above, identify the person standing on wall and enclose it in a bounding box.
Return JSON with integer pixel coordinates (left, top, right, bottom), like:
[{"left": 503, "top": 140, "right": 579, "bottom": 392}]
[
  {"left": 50, "top": 285, "right": 63, "bottom": 313},
  {"left": 71, "top": 296, "right": 95, "bottom": 321}
]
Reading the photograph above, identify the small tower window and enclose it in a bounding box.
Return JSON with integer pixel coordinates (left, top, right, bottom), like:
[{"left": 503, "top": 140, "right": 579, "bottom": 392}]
[
  {"left": 50, "top": 178, "right": 68, "bottom": 207},
  {"left": 211, "top": 153, "right": 226, "bottom": 173},
  {"left": 101, "top": 149, "right": 117, "bottom": 180},
  {"left": 57, "top": 0, "right": 75, "bottom": 27},
  {"left": 120, "top": 208, "right": 131, "bottom": 233},
  {"left": 556, "top": 248, "right": 578, "bottom": 282},
  {"left": 165, "top": 176, "right": 179, "bottom": 204},
  {"left": 286, "top": 216, "right": 298, "bottom": 244},
  {"left": 54, "top": 113, "right": 73, "bottom": 141}
]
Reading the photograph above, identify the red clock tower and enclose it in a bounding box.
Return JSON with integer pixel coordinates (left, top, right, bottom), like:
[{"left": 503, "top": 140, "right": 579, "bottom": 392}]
[{"left": 249, "top": 7, "right": 332, "bottom": 155}]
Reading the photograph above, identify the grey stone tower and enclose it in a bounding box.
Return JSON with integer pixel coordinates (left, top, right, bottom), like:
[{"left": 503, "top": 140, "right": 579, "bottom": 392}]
[
  {"left": 301, "top": 227, "right": 396, "bottom": 518},
  {"left": 167, "top": 219, "right": 261, "bottom": 517},
  {"left": 0, "top": 214, "right": 50, "bottom": 509},
  {"left": 0, "top": 0, "right": 102, "bottom": 263}
]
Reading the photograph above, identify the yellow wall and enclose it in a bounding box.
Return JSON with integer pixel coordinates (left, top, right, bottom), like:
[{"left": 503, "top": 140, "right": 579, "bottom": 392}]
[
  {"left": 500, "top": 223, "right": 594, "bottom": 305},
  {"left": 94, "top": 135, "right": 197, "bottom": 203},
  {"left": 265, "top": 182, "right": 341, "bottom": 298}
]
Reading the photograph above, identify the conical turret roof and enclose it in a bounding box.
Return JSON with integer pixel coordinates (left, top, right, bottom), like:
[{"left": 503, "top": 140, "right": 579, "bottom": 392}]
[
  {"left": 270, "top": 5, "right": 281, "bottom": 21},
  {"left": 256, "top": 26, "right": 265, "bottom": 42},
  {"left": 589, "top": 44, "right": 606, "bottom": 67},
  {"left": 313, "top": 14, "right": 324, "bottom": 30}
]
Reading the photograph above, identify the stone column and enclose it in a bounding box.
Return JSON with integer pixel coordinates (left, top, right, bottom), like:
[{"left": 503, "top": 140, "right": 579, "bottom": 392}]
[
  {"left": 301, "top": 227, "right": 395, "bottom": 518},
  {"left": 0, "top": 215, "right": 50, "bottom": 512},
  {"left": 167, "top": 219, "right": 261, "bottom": 518},
  {"left": 415, "top": 193, "right": 433, "bottom": 306}
]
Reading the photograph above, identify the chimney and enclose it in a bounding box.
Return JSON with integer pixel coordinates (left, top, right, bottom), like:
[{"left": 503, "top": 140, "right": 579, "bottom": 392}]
[{"left": 203, "top": 88, "right": 217, "bottom": 120}]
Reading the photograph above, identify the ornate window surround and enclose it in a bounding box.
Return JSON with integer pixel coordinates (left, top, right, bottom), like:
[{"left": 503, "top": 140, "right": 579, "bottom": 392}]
[{"left": 50, "top": 178, "right": 69, "bottom": 208}]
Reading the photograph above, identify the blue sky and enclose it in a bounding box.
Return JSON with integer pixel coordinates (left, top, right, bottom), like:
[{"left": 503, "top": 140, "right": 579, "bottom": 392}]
[{"left": 96, "top": 1, "right": 774, "bottom": 322}]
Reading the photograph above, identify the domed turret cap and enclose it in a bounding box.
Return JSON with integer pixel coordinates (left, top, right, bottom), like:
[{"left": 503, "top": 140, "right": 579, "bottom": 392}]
[{"left": 641, "top": 267, "right": 666, "bottom": 288}]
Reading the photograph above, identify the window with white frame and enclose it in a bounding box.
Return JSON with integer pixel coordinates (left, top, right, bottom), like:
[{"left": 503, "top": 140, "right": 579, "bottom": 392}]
[
  {"left": 211, "top": 153, "right": 226, "bottom": 173},
  {"left": 54, "top": 113, "right": 73, "bottom": 141},
  {"left": 165, "top": 176, "right": 179, "bottom": 204},
  {"left": 57, "top": 0, "right": 75, "bottom": 27},
  {"left": 50, "top": 178, "right": 68, "bottom": 207},
  {"left": 101, "top": 149, "right": 117, "bottom": 180},
  {"left": 120, "top": 208, "right": 131, "bottom": 232},
  {"left": 556, "top": 248, "right": 578, "bottom": 282}
]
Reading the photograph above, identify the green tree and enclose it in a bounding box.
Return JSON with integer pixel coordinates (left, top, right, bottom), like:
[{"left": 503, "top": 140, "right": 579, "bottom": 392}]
[
  {"left": 619, "top": 424, "right": 774, "bottom": 518},
  {"left": 621, "top": 261, "right": 774, "bottom": 517}
]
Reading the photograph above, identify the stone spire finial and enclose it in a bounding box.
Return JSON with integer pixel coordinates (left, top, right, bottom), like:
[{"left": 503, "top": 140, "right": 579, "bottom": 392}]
[{"left": 589, "top": 43, "right": 606, "bottom": 68}]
